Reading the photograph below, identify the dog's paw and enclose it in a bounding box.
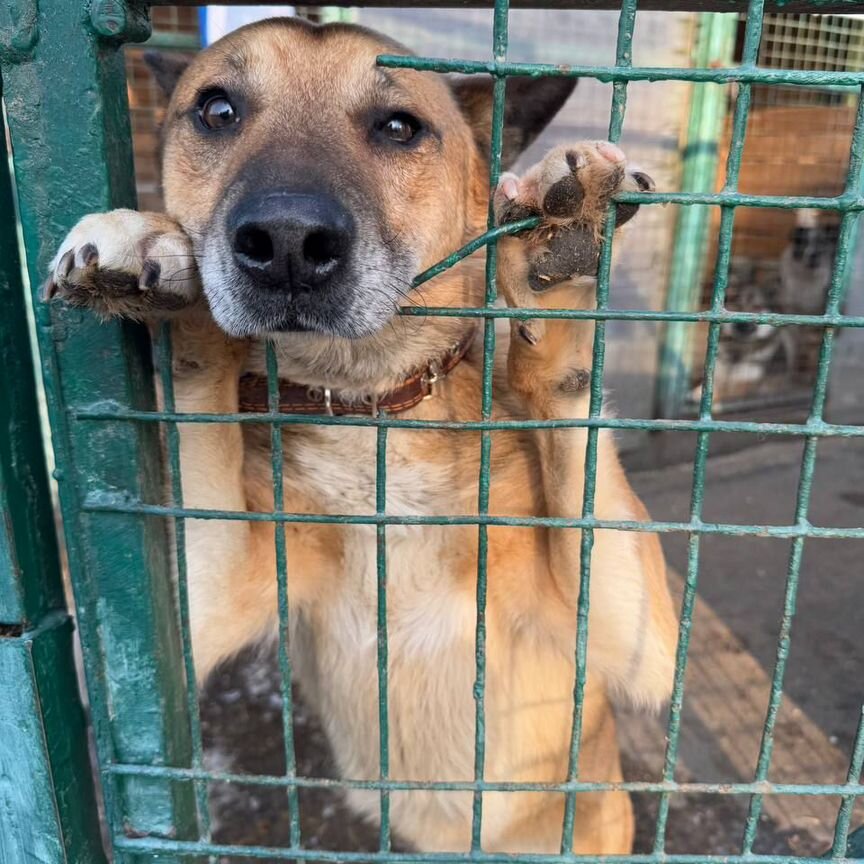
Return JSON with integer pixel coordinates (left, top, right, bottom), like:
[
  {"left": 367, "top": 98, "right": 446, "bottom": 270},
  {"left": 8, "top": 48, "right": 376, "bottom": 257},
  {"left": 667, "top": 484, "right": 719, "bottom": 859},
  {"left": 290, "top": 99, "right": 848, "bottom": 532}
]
[
  {"left": 43, "top": 209, "right": 200, "bottom": 320},
  {"left": 493, "top": 141, "right": 654, "bottom": 292}
]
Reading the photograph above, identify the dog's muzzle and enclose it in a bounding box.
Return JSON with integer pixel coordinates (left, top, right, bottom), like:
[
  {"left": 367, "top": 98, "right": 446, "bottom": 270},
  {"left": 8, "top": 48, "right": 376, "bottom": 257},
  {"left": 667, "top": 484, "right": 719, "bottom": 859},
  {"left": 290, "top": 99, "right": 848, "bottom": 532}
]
[{"left": 227, "top": 190, "right": 356, "bottom": 294}]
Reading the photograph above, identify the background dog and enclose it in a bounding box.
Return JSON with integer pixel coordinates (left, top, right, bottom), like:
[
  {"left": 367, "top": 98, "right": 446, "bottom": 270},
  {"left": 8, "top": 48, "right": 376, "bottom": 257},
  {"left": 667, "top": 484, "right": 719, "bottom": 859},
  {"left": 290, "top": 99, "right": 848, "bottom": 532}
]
[
  {"left": 695, "top": 209, "right": 839, "bottom": 406},
  {"left": 46, "top": 17, "right": 677, "bottom": 854}
]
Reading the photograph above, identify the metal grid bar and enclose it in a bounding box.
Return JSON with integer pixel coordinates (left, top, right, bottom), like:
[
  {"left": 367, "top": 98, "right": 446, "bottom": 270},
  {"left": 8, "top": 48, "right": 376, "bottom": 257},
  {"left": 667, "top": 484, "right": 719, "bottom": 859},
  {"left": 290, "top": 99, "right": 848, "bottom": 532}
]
[
  {"left": 107, "top": 841, "right": 864, "bottom": 862},
  {"left": 155, "top": 324, "right": 213, "bottom": 846},
  {"left": 469, "top": 0, "right": 511, "bottom": 847},
  {"left": 831, "top": 708, "right": 864, "bottom": 858},
  {"left": 654, "top": 0, "right": 765, "bottom": 850},
  {"left": 146, "top": 0, "right": 864, "bottom": 11},
  {"left": 740, "top": 82, "right": 864, "bottom": 856},
  {"left": 72, "top": 409, "right": 864, "bottom": 437},
  {"left": 266, "top": 342, "right": 304, "bottom": 848},
  {"left": 376, "top": 424, "right": 392, "bottom": 852},
  {"left": 377, "top": 57, "right": 864, "bottom": 86},
  {"left": 560, "top": 0, "right": 637, "bottom": 850},
  {"left": 103, "top": 762, "right": 864, "bottom": 795},
  {"left": 76, "top": 500, "right": 864, "bottom": 539}
]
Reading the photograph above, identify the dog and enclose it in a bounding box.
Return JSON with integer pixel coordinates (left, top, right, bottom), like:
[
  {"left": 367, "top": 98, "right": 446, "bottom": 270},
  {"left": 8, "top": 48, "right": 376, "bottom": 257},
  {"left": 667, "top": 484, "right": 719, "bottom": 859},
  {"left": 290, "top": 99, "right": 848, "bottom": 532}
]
[
  {"left": 692, "top": 260, "right": 797, "bottom": 405},
  {"left": 45, "top": 17, "right": 677, "bottom": 854},
  {"left": 695, "top": 208, "right": 839, "bottom": 405},
  {"left": 778, "top": 208, "right": 839, "bottom": 317}
]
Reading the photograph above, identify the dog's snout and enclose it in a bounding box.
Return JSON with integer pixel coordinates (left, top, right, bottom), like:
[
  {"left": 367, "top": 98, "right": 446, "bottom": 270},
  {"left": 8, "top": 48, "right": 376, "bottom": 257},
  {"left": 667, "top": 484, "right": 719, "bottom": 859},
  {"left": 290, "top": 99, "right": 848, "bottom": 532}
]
[{"left": 229, "top": 192, "right": 355, "bottom": 291}]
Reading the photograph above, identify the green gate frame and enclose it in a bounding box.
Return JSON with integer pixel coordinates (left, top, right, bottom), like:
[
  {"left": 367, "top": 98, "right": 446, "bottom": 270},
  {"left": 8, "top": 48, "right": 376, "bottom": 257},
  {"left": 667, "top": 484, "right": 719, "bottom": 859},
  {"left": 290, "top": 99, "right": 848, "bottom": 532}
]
[
  {"left": 0, "top": 79, "right": 105, "bottom": 863},
  {"left": 1, "top": 0, "right": 864, "bottom": 861}
]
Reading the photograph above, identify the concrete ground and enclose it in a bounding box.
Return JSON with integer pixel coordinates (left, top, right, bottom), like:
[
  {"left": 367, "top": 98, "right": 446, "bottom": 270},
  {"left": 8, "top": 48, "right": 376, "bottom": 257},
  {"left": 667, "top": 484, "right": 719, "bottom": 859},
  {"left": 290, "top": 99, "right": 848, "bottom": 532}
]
[{"left": 199, "top": 422, "right": 864, "bottom": 861}]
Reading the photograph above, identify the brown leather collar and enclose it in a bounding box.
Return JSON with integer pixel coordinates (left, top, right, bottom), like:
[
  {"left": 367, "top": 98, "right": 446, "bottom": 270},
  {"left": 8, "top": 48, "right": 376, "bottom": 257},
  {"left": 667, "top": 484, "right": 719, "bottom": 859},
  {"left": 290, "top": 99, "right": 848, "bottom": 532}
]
[{"left": 239, "top": 328, "right": 476, "bottom": 417}]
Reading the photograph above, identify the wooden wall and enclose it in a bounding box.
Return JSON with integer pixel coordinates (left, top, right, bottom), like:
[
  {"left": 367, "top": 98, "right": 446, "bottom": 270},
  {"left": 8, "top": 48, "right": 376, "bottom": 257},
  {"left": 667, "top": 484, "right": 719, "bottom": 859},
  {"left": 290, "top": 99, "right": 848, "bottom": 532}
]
[{"left": 708, "top": 101, "right": 856, "bottom": 264}]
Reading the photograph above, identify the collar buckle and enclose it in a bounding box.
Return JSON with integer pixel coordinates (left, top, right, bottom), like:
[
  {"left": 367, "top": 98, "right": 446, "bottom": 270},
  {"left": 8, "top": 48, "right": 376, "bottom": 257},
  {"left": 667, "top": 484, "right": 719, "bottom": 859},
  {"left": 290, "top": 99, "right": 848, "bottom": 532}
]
[
  {"left": 243, "top": 327, "right": 475, "bottom": 418},
  {"left": 422, "top": 360, "right": 442, "bottom": 400},
  {"left": 305, "top": 385, "right": 334, "bottom": 416},
  {"left": 361, "top": 392, "right": 380, "bottom": 418}
]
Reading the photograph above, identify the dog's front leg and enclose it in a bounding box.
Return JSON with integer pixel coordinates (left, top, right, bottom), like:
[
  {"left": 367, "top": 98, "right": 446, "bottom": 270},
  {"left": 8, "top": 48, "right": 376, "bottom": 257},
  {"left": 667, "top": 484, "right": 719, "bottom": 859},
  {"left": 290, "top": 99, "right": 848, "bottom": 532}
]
[
  {"left": 493, "top": 142, "right": 651, "bottom": 594},
  {"left": 48, "top": 210, "right": 276, "bottom": 679},
  {"left": 494, "top": 144, "right": 676, "bottom": 706}
]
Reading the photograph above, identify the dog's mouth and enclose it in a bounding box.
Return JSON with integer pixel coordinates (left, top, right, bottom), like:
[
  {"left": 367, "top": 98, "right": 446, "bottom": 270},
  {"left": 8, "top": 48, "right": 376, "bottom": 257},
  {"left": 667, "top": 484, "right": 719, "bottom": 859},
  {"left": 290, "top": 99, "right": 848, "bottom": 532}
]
[
  {"left": 723, "top": 318, "right": 777, "bottom": 342},
  {"left": 197, "top": 190, "right": 416, "bottom": 339},
  {"left": 200, "top": 264, "right": 413, "bottom": 339}
]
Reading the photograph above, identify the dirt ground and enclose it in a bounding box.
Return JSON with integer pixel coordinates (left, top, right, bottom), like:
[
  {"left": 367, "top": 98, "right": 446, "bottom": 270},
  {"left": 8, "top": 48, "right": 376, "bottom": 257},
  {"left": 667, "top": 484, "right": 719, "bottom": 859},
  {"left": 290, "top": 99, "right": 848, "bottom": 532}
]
[{"left": 200, "top": 652, "right": 798, "bottom": 861}]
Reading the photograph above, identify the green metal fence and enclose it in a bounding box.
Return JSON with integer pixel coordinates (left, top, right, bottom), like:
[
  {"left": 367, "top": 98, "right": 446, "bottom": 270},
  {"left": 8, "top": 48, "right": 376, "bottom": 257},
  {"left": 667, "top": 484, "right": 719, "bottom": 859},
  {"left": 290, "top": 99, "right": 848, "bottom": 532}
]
[{"left": 1, "top": 0, "right": 863, "bottom": 861}]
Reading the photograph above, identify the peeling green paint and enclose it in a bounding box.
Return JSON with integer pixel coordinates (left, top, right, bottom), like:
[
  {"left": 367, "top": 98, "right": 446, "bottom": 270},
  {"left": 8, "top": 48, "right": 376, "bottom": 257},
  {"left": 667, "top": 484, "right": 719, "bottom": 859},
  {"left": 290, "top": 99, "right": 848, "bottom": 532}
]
[
  {"left": 0, "top": 614, "right": 107, "bottom": 864},
  {"left": 1, "top": 0, "right": 200, "bottom": 857}
]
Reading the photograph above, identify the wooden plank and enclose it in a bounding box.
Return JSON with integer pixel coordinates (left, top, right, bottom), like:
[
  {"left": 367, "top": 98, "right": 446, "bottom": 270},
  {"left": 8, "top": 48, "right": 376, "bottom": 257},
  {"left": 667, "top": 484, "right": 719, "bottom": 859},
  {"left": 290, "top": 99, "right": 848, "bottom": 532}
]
[{"left": 618, "top": 570, "right": 863, "bottom": 854}]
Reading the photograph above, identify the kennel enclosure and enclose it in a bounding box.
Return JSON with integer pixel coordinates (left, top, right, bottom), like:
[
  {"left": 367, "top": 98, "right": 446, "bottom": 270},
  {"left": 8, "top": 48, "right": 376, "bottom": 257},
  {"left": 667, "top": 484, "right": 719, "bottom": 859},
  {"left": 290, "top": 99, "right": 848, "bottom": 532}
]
[{"left": 1, "top": 0, "right": 864, "bottom": 860}]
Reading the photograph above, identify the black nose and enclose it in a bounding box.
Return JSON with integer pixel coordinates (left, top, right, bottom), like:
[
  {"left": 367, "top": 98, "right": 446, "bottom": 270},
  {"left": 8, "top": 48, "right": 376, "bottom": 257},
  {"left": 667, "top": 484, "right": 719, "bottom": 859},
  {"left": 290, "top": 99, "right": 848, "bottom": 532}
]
[
  {"left": 229, "top": 191, "right": 355, "bottom": 291},
  {"left": 733, "top": 320, "right": 758, "bottom": 337}
]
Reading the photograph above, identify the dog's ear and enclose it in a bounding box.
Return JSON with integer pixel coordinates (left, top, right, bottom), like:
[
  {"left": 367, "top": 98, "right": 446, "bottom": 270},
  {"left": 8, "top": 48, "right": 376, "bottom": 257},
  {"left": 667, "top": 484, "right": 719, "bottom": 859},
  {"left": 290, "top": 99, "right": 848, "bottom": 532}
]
[
  {"left": 451, "top": 75, "right": 576, "bottom": 170},
  {"left": 144, "top": 51, "right": 192, "bottom": 100}
]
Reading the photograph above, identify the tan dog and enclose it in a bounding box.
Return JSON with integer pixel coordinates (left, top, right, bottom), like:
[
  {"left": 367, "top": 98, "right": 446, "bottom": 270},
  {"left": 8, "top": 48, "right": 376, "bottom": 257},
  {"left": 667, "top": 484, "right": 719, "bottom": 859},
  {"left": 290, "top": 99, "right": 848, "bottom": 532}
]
[{"left": 46, "top": 18, "right": 677, "bottom": 854}]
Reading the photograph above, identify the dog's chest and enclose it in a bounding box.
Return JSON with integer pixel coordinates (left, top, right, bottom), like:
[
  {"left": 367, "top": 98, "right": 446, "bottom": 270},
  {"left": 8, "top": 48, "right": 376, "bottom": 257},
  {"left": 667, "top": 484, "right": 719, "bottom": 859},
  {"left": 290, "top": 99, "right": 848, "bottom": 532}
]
[
  {"left": 281, "top": 424, "right": 476, "bottom": 639},
  {"left": 283, "top": 423, "right": 463, "bottom": 520},
  {"left": 280, "top": 427, "right": 479, "bottom": 780}
]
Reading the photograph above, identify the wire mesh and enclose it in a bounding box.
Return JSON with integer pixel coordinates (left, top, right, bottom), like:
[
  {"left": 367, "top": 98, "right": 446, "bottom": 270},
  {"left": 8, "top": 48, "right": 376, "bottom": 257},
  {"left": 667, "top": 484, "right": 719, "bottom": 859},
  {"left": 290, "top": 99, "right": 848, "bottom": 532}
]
[
  {"left": 33, "top": 0, "right": 864, "bottom": 859},
  {"left": 686, "top": 11, "right": 864, "bottom": 413},
  {"left": 756, "top": 12, "right": 864, "bottom": 107}
]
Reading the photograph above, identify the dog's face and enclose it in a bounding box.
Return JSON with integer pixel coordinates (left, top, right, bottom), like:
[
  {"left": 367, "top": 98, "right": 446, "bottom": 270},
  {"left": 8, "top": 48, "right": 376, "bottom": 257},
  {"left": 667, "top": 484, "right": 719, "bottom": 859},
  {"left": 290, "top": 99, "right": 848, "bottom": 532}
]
[{"left": 149, "top": 18, "right": 574, "bottom": 339}]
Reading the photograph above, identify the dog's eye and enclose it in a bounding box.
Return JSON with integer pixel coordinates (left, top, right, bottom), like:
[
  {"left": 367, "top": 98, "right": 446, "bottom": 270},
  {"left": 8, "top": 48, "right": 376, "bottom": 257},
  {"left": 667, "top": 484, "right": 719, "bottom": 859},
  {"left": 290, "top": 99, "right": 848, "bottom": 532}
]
[
  {"left": 199, "top": 93, "right": 238, "bottom": 130},
  {"left": 378, "top": 112, "right": 421, "bottom": 144}
]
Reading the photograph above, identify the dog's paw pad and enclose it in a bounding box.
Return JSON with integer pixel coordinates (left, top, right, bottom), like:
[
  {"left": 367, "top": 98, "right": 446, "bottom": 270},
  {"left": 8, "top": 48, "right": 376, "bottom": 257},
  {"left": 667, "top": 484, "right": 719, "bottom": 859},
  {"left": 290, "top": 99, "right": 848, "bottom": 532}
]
[
  {"left": 78, "top": 243, "right": 99, "bottom": 268},
  {"left": 526, "top": 223, "right": 601, "bottom": 291},
  {"left": 46, "top": 212, "right": 199, "bottom": 318},
  {"left": 536, "top": 141, "right": 653, "bottom": 229},
  {"left": 139, "top": 259, "right": 161, "bottom": 291},
  {"left": 494, "top": 142, "right": 655, "bottom": 291},
  {"left": 558, "top": 367, "right": 592, "bottom": 393}
]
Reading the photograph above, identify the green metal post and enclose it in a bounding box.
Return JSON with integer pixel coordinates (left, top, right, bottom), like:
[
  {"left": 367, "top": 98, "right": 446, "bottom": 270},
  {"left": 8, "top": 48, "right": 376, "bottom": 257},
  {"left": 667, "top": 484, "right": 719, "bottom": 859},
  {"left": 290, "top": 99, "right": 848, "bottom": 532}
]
[
  {"left": 656, "top": 12, "right": 738, "bottom": 418},
  {"left": 0, "top": 88, "right": 62, "bottom": 630},
  {"left": 0, "top": 84, "right": 106, "bottom": 863},
  {"left": 1, "top": 0, "right": 200, "bottom": 856},
  {"left": 0, "top": 615, "right": 108, "bottom": 864}
]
